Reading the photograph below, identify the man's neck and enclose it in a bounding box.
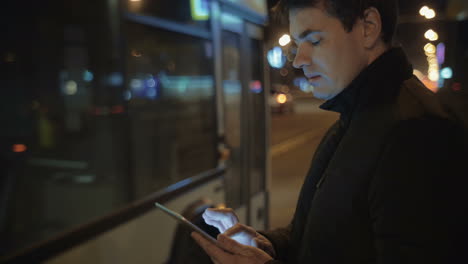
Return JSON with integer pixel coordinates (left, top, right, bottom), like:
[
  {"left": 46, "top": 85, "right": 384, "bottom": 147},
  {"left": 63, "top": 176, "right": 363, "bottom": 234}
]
[{"left": 366, "top": 42, "right": 390, "bottom": 66}]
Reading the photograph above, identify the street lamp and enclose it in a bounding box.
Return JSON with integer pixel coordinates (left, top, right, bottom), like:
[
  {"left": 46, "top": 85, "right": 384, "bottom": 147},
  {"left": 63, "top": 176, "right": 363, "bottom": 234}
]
[
  {"left": 419, "top": 6, "right": 436, "bottom": 19},
  {"left": 424, "top": 29, "right": 438, "bottom": 41},
  {"left": 419, "top": 6, "right": 429, "bottom": 16},
  {"left": 279, "top": 34, "right": 291, "bottom": 46}
]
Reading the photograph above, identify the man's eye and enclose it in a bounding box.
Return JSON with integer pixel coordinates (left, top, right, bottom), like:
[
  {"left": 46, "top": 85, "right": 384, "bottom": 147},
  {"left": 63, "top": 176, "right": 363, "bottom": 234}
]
[{"left": 310, "top": 39, "right": 321, "bottom": 46}]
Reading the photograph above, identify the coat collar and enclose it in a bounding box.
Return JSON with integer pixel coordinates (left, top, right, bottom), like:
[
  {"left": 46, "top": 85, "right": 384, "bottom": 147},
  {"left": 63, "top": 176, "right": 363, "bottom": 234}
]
[{"left": 319, "top": 47, "right": 414, "bottom": 123}]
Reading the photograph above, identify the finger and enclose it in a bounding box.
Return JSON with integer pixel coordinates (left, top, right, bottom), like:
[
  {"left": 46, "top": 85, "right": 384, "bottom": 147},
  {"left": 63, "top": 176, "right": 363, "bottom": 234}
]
[
  {"left": 251, "top": 237, "right": 259, "bottom": 248},
  {"left": 203, "top": 217, "right": 227, "bottom": 233},
  {"left": 217, "top": 234, "right": 248, "bottom": 255},
  {"left": 224, "top": 224, "right": 257, "bottom": 237},
  {"left": 204, "top": 208, "right": 239, "bottom": 223},
  {"left": 191, "top": 232, "right": 230, "bottom": 263},
  {"left": 203, "top": 209, "right": 238, "bottom": 232}
]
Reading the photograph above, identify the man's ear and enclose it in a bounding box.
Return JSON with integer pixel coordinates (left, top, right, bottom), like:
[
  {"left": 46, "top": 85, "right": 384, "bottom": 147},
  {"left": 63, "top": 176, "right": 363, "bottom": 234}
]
[{"left": 362, "top": 7, "right": 383, "bottom": 49}]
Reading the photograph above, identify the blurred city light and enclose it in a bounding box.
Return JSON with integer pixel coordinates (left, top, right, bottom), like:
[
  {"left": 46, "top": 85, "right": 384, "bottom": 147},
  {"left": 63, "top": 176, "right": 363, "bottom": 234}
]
[
  {"left": 64, "top": 80, "right": 78, "bottom": 95},
  {"left": 276, "top": 94, "right": 287, "bottom": 104},
  {"left": 424, "top": 29, "right": 439, "bottom": 41},
  {"left": 108, "top": 72, "right": 123, "bottom": 86},
  {"left": 131, "top": 49, "right": 142, "bottom": 57},
  {"left": 267, "top": 46, "right": 286, "bottom": 69},
  {"left": 123, "top": 90, "right": 132, "bottom": 100},
  {"left": 419, "top": 6, "right": 436, "bottom": 19},
  {"left": 425, "top": 9, "right": 436, "bottom": 19},
  {"left": 130, "top": 78, "right": 143, "bottom": 91},
  {"left": 424, "top": 43, "right": 436, "bottom": 54},
  {"left": 441, "top": 67, "right": 453, "bottom": 79},
  {"left": 249, "top": 80, "right": 263, "bottom": 93},
  {"left": 83, "top": 70, "right": 94, "bottom": 82},
  {"left": 436, "top": 42, "right": 446, "bottom": 64},
  {"left": 279, "top": 34, "right": 291, "bottom": 46},
  {"left": 419, "top": 6, "right": 429, "bottom": 16},
  {"left": 130, "top": 0, "right": 141, "bottom": 2},
  {"left": 12, "top": 144, "right": 27, "bottom": 153},
  {"left": 191, "top": 0, "right": 210, "bottom": 21},
  {"left": 428, "top": 70, "right": 439, "bottom": 82}
]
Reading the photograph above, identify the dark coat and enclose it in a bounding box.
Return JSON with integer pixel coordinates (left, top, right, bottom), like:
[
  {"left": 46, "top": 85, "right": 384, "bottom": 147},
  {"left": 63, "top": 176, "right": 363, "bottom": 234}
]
[{"left": 263, "top": 48, "right": 468, "bottom": 264}]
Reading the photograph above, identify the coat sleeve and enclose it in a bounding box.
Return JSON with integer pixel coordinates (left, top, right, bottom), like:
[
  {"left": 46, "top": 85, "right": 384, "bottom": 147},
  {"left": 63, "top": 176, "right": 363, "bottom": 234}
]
[
  {"left": 368, "top": 119, "right": 468, "bottom": 264},
  {"left": 259, "top": 224, "right": 292, "bottom": 262}
]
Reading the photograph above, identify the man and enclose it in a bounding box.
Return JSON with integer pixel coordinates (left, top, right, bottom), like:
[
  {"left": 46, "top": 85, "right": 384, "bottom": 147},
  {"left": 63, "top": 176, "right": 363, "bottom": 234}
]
[{"left": 192, "top": 0, "right": 468, "bottom": 263}]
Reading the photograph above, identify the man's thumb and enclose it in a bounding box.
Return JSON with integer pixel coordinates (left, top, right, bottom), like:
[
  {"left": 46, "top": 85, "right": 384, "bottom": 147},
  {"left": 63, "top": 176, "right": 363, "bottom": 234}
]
[{"left": 218, "top": 234, "right": 245, "bottom": 254}]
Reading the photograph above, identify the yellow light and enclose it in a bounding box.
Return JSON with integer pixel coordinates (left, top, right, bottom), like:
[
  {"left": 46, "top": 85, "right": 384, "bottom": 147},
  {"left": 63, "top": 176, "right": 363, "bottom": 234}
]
[
  {"left": 425, "top": 9, "right": 436, "bottom": 19},
  {"left": 419, "top": 6, "right": 429, "bottom": 16},
  {"left": 276, "top": 94, "right": 287, "bottom": 104},
  {"left": 424, "top": 29, "right": 438, "bottom": 41},
  {"left": 428, "top": 71, "right": 439, "bottom": 82},
  {"left": 130, "top": 0, "right": 141, "bottom": 2},
  {"left": 279, "top": 34, "right": 291, "bottom": 46},
  {"left": 424, "top": 43, "right": 436, "bottom": 54},
  {"left": 428, "top": 57, "right": 438, "bottom": 65}
]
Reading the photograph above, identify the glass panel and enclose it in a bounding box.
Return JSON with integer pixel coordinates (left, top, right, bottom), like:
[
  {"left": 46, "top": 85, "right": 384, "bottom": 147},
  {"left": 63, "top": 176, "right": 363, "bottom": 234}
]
[
  {"left": 248, "top": 38, "right": 266, "bottom": 196},
  {"left": 124, "top": 0, "right": 211, "bottom": 29},
  {"left": 221, "top": 30, "right": 243, "bottom": 208},
  {"left": 126, "top": 22, "right": 217, "bottom": 199},
  {"left": 0, "top": 4, "right": 128, "bottom": 257}
]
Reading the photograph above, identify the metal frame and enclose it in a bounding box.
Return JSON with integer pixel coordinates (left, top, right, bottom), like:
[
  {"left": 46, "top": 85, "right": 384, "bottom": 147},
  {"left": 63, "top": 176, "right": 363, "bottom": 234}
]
[
  {"left": 0, "top": 168, "right": 225, "bottom": 264},
  {"left": 123, "top": 12, "right": 212, "bottom": 39},
  {"left": 211, "top": 1, "right": 225, "bottom": 138},
  {"left": 218, "top": 0, "right": 268, "bottom": 25}
]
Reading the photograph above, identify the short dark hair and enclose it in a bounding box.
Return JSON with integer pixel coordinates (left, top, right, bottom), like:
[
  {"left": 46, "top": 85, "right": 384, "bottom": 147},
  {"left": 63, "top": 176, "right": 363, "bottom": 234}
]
[{"left": 274, "top": 0, "right": 398, "bottom": 44}]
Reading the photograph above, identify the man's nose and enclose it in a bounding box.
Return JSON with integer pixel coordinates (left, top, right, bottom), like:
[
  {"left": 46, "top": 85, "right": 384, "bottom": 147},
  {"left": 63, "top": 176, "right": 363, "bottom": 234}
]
[{"left": 292, "top": 44, "right": 312, "bottom": 69}]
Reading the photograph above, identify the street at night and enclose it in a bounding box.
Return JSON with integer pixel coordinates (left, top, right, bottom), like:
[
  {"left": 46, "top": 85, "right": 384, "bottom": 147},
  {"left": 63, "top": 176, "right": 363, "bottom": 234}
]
[{"left": 269, "top": 97, "right": 338, "bottom": 228}]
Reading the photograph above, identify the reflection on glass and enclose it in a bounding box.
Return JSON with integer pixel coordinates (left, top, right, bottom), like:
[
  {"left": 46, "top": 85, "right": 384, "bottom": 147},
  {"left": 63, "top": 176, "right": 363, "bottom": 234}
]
[
  {"left": 222, "top": 30, "right": 243, "bottom": 208},
  {"left": 125, "top": 0, "right": 210, "bottom": 28},
  {"left": 249, "top": 39, "right": 266, "bottom": 196},
  {"left": 126, "top": 22, "right": 217, "bottom": 198}
]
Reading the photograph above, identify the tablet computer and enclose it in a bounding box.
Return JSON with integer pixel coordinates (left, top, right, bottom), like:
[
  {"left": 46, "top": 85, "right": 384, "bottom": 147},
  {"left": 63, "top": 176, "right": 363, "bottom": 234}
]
[{"left": 155, "top": 202, "right": 221, "bottom": 246}]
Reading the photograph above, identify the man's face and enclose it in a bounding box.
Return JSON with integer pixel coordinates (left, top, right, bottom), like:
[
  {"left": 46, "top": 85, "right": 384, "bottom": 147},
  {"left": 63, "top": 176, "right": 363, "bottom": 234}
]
[{"left": 290, "top": 6, "right": 369, "bottom": 100}]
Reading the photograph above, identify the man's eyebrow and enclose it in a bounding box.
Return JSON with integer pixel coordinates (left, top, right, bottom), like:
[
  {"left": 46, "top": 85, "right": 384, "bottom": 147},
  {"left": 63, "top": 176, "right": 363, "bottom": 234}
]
[{"left": 294, "top": 29, "right": 322, "bottom": 42}]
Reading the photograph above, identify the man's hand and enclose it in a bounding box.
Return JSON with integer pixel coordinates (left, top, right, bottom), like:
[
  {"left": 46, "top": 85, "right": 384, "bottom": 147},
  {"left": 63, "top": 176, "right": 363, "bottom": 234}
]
[
  {"left": 202, "top": 208, "right": 276, "bottom": 258},
  {"left": 191, "top": 232, "right": 273, "bottom": 264},
  {"left": 203, "top": 208, "right": 239, "bottom": 233},
  {"left": 224, "top": 224, "right": 276, "bottom": 258}
]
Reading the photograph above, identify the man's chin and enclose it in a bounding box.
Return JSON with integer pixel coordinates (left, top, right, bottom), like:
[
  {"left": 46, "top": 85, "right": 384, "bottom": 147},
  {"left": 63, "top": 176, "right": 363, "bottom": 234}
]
[{"left": 312, "top": 91, "right": 336, "bottom": 101}]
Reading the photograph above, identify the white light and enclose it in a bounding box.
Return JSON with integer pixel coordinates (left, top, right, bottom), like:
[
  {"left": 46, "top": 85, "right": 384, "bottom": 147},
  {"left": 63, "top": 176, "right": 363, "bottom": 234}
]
[
  {"left": 425, "top": 9, "right": 436, "bottom": 19},
  {"left": 419, "top": 6, "right": 429, "bottom": 16},
  {"left": 441, "top": 67, "right": 453, "bottom": 79},
  {"left": 267, "top": 46, "right": 286, "bottom": 69},
  {"left": 64, "top": 80, "right": 78, "bottom": 95},
  {"left": 424, "top": 29, "right": 438, "bottom": 41},
  {"left": 428, "top": 70, "right": 439, "bottom": 82},
  {"left": 279, "top": 34, "right": 291, "bottom": 46},
  {"left": 130, "top": 79, "right": 143, "bottom": 90}
]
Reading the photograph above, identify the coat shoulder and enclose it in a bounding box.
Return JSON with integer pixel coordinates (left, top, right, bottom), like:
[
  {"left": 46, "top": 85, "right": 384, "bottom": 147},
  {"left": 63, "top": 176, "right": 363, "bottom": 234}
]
[{"left": 395, "top": 77, "right": 451, "bottom": 122}]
